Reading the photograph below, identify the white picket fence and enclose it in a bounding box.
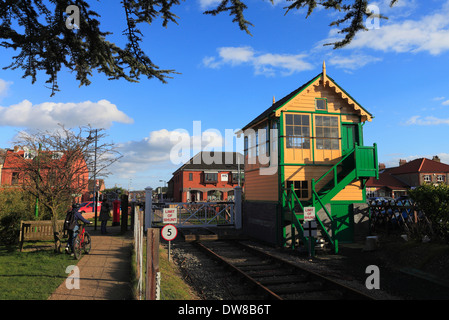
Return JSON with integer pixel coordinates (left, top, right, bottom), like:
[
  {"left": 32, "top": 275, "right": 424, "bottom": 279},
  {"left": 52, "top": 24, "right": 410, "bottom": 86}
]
[{"left": 133, "top": 206, "right": 144, "bottom": 300}]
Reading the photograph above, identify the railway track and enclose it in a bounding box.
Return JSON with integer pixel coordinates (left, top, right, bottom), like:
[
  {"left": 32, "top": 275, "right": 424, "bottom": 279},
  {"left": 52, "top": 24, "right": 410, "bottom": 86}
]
[{"left": 195, "top": 240, "right": 375, "bottom": 300}]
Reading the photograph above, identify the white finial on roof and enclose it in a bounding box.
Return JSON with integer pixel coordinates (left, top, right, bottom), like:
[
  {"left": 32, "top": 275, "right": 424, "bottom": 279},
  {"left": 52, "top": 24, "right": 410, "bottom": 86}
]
[{"left": 322, "top": 60, "right": 327, "bottom": 86}]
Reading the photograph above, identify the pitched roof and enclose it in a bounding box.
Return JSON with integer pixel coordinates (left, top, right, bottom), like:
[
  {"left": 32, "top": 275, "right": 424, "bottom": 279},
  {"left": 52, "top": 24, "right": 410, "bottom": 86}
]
[
  {"left": 366, "top": 172, "right": 409, "bottom": 190},
  {"left": 173, "top": 152, "right": 244, "bottom": 174},
  {"left": 241, "top": 71, "right": 373, "bottom": 130},
  {"left": 386, "top": 158, "right": 449, "bottom": 175}
]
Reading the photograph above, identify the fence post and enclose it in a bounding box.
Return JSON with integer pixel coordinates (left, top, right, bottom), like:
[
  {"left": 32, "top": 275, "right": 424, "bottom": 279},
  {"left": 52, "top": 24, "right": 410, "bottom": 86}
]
[
  {"left": 234, "top": 186, "right": 242, "bottom": 229},
  {"left": 146, "top": 228, "right": 160, "bottom": 300},
  {"left": 145, "top": 186, "right": 153, "bottom": 231}
]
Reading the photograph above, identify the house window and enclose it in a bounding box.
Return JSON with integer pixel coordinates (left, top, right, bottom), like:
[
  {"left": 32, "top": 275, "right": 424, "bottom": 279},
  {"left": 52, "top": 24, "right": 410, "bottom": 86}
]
[
  {"left": 207, "top": 190, "right": 222, "bottom": 201},
  {"left": 204, "top": 173, "right": 218, "bottom": 183},
  {"left": 11, "top": 172, "right": 20, "bottom": 185},
  {"left": 189, "top": 173, "right": 193, "bottom": 181},
  {"left": 437, "top": 175, "right": 446, "bottom": 183},
  {"left": 271, "top": 121, "right": 278, "bottom": 153},
  {"left": 315, "top": 115, "right": 339, "bottom": 150},
  {"left": 315, "top": 98, "right": 327, "bottom": 111},
  {"left": 286, "top": 180, "right": 308, "bottom": 199},
  {"left": 258, "top": 123, "right": 270, "bottom": 158},
  {"left": 285, "top": 114, "right": 310, "bottom": 149},
  {"left": 232, "top": 172, "right": 244, "bottom": 184},
  {"left": 423, "top": 175, "right": 431, "bottom": 183}
]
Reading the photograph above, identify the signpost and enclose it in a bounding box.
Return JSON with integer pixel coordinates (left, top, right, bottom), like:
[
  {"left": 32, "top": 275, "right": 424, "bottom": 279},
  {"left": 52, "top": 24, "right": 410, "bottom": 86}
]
[
  {"left": 161, "top": 224, "right": 177, "bottom": 261},
  {"left": 163, "top": 208, "right": 178, "bottom": 224},
  {"left": 303, "top": 207, "right": 317, "bottom": 258}
]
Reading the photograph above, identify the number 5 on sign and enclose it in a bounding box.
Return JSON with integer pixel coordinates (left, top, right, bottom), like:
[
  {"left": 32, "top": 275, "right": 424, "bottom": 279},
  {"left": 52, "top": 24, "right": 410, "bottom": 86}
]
[
  {"left": 161, "top": 224, "right": 177, "bottom": 261},
  {"left": 161, "top": 224, "right": 177, "bottom": 241}
]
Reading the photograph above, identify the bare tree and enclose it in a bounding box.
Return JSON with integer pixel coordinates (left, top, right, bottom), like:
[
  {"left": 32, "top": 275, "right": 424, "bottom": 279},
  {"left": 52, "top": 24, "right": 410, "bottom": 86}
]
[{"left": 13, "top": 124, "right": 121, "bottom": 252}]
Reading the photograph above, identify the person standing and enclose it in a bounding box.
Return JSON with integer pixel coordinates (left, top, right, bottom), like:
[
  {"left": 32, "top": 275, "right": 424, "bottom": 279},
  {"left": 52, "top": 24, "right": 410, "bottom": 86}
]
[{"left": 99, "top": 200, "right": 111, "bottom": 234}]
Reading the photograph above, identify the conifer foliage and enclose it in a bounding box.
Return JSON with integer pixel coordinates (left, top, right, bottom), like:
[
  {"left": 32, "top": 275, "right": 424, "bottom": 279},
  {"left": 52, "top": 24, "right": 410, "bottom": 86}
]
[{"left": 0, "top": 0, "right": 397, "bottom": 95}]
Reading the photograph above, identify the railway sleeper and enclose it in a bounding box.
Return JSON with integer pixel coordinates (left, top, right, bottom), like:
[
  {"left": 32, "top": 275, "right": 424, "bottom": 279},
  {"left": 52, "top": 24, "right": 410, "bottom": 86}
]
[
  {"left": 282, "top": 289, "right": 344, "bottom": 300},
  {"left": 244, "top": 269, "right": 298, "bottom": 277},
  {"left": 233, "top": 260, "right": 273, "bottom": 268},
  {"left": 236, "top": 263, "right": 283, "bottom": 272},
  {"left": 257, "top": 274, "right": 310, "bottom": 286},
  {"left": 266, "top": 280, "right": 325, "bottom": 295}
]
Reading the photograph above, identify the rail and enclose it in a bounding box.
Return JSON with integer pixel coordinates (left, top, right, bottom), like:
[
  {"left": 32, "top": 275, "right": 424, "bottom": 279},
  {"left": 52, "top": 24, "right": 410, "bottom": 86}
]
[{"left": 196, "top": 240, "right": 375, "bottom": 300}]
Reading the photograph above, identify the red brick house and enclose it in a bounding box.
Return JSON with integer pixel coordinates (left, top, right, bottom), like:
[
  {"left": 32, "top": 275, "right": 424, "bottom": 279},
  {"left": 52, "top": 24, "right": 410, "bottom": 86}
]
[
  {"left": 0, "top": 147, "right": 89, "bottom": 202},
  {"left": 366, "top": 156, "right": 449, "bottom": 198},
  {"left": 168, "top": 152, "right": 244, "bottom": 202}
]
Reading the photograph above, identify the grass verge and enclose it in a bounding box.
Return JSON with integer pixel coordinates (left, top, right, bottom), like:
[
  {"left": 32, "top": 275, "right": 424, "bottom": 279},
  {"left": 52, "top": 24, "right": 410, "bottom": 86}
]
[
  {"left": 0, "top": 245, "right": 75, "bottom": 300},
  {"left": 131, "top": 242, "right": 199, "bottom": 300}
]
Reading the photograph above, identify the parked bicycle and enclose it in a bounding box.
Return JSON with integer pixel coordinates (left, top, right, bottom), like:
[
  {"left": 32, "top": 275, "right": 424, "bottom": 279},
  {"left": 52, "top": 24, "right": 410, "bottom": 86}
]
[{"left": 73, "top": 222, "right": 92, "bottom": 260}]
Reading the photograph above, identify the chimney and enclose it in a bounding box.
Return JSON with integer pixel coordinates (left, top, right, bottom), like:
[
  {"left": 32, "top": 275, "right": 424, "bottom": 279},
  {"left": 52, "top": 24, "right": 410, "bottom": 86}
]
[
  {"left": 432, "top": 155, "right": 441, "bottom": 163},
  {"left": 399, "top": 159, "right": 407, "bottom": 166},
  {"left": 13, "top": 146, "right": 20, "bottom": 152},
  {"left": 379, "top": 163, "right": 386, "bottom": 170}
]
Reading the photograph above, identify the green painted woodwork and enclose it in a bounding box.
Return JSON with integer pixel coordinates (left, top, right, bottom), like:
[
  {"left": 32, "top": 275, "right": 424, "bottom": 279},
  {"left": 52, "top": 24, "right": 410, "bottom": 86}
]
[{"left": 281, "top": 144, "right": 378, "bottom": 255}]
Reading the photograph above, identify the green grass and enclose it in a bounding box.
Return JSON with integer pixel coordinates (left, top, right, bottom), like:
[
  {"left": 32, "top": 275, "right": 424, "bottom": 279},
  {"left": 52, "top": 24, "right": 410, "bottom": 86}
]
[
  {"left": 0, "top": 246, "right": 76, "bottom": 300},
  {"left": 159, "top": 248, "right": 198, "bottom": 300},
  {"left": 131, "top": 244, "right": 198, "bottom": 300}
]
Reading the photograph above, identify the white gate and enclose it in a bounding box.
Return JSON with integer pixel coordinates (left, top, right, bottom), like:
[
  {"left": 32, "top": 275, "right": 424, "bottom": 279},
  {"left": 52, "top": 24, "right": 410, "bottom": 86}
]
[{"left": 144, "top": 186, "right": 242, "bottom": 229}]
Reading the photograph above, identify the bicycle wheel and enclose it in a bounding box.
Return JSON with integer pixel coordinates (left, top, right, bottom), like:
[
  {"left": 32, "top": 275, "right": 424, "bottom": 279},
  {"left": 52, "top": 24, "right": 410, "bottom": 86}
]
[
  {"left": 83, "top": 232, "right": 91, "bottom": 254},
  {"left": 73, "top": 235, "right": 82, "bottom": 260}
]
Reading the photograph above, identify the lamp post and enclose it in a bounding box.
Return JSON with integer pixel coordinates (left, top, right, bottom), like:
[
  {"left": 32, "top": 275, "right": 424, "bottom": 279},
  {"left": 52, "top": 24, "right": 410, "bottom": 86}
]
[
  {"left": 88, "top": 129, "right": 98, "bottom": 231},
  {"left": 159, "top": 180, "right": 166, "bottom": 203}
]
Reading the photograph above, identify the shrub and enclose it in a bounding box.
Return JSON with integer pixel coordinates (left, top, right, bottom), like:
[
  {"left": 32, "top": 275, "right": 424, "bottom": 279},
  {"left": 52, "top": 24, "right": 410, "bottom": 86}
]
[
  {"left": 408, "top": 184, "right": 449, "bottom": 242},
  {"left": 0, "top": 188, "right": 36, "bottom": 245}
]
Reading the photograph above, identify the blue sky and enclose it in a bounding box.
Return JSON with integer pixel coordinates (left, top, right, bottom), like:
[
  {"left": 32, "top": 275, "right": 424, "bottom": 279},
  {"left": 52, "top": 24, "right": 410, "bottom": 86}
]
[{"left": 1, "top": 0, "right": 449, "bottom": 190}]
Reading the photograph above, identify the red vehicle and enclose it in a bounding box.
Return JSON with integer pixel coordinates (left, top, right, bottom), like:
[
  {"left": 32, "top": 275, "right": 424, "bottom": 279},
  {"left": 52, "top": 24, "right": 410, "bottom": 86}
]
[{"left": 79, "top": 201, "right": 102, "bottom": 218}]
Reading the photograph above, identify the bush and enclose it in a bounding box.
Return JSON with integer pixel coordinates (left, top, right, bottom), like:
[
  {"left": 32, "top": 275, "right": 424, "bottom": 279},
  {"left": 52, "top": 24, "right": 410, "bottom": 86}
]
[
  {"left": 409, "top": 184, "right": 449, "bottom": 242},
  {"left": 0, "top": 188, "right": 36, "bottom": 245}
]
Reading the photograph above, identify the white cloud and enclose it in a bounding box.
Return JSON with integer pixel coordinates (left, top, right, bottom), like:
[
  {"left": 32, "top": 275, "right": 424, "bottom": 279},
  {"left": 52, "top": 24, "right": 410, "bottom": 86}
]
[
  {"left": 328, "top": 54, "right": 382, "bottom": 70},
  {"left": 0, "top": 79, "right": 12, "bottom": 99},
  {"left": 442, "top": 100, "right": 449, "bottom": 106},
  {"left": 0, "top": 99, "right": 133, "bottom": 129},
  {"left": 198, "top": 0, "right": 221, "bottom": 10},
  {"left": 405, "top": 115, "right": 449, "bottom": 126},
  {"left": 203, "top": 46, "right": 313, "bottom": 76},
  {"left": 115, "top": 128, "right": 226, "bottom": 175},
  {"left": 338, "top": 1, "right": 449, "bottom": 55}
]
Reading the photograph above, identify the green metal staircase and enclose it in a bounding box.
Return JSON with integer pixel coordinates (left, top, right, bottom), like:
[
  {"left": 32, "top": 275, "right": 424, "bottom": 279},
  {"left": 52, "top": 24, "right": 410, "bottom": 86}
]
[{"left": 282, "top": 143, "right": 379, "bottom": 255}]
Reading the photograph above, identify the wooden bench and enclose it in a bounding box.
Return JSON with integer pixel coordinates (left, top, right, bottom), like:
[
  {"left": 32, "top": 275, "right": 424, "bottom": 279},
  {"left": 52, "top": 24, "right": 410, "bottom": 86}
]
[{"left": 19, "top": 220, "right": 65, "bottom": 251}]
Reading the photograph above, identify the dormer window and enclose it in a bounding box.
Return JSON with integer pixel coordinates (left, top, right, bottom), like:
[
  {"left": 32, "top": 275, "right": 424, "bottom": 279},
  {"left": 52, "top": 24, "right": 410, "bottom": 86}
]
[{"left": 315, "top": 98, "right": 327, "bottom": 111}]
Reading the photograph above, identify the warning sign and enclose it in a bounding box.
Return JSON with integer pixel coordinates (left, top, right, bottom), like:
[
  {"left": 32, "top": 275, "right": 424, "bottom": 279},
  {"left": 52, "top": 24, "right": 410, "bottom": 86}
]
[
  {"left": 163, "top": 208, "right": 178, "bottom": 224},
  {"left": 304, "top": 207, "right": 315, "bottom": 222}
]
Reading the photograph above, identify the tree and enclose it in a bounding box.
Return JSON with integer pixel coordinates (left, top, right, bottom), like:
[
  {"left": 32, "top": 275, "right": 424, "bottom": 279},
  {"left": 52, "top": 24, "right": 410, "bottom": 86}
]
[
  {"left": 408, "top": 184, "right": 449, "bottom": 243},
  {"left": 0, "top": 0, "right": 398, "bottom": 96},
  {"left": 12, "top": 125, "right": 121, "bottom": 252}
]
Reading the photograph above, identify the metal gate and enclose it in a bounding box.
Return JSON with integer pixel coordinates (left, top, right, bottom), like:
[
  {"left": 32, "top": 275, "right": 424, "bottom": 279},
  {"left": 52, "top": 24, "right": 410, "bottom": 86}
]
[{"left": 150, "top": 202, "right": 235, "bottom": 228}]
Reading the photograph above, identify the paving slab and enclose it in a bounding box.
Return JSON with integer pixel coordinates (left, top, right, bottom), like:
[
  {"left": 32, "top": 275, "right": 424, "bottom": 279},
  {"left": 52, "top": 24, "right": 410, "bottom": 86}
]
[{"left": 48, "top": 226, "right": 133, "bottom": 300}]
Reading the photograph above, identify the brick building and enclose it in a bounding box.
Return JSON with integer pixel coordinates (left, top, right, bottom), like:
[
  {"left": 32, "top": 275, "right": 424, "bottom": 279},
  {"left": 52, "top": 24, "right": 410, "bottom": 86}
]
[
  {"left": 0, "top": 146, "right": 89, "bottom": 202},
  {"left": 168, "top": 151, "right": 244, "bottom": 202},
  {"left": 366, "top": 156, "right": 449, "bottom": 198}
]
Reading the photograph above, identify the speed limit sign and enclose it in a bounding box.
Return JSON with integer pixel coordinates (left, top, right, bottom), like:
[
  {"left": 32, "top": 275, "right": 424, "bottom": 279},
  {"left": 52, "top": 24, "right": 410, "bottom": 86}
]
[{"left": 161, "top": 224, "right": 177, "bottom": 241}]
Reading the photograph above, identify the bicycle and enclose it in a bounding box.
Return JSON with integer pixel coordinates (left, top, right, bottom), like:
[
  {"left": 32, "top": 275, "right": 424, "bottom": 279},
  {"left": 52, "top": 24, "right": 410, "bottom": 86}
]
[{"left": 73, "top": 222, "right": 92, "bottom": 260}]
